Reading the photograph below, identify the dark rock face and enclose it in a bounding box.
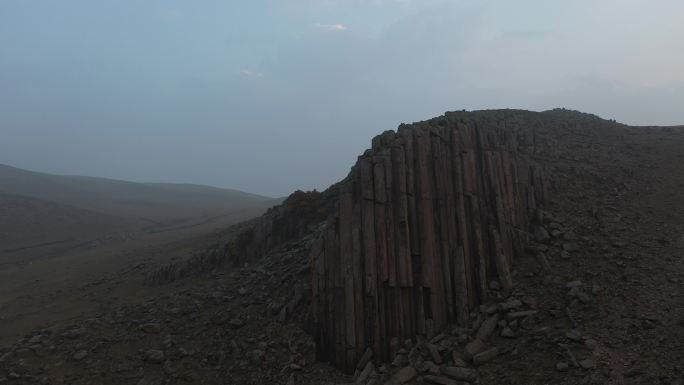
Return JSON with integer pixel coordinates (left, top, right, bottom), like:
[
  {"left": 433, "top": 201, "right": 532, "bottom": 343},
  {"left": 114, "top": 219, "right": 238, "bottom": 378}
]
[
  {"left": 310, "top": 110, "right": 551, "bottom": 371},
  {"left": 145, "top": 190, "right": 333, "bottom": 285},
  {"left": 229, "top": 190, "right": 334, "bottom": 266}
]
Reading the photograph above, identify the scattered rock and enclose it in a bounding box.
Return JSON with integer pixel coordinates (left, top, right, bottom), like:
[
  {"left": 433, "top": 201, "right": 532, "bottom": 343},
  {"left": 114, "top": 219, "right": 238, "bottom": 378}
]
[
  {"left": 141, "top": 323, "right": 161, "bottom": 334},
  {"left": 576, "top": 292, "right": 592, "bottom": 304},
  {"left": 579, "top": 359, "right": 594, "bottom": 370},
  {"left": 566, "top": 330, "right": 582, "bottom": 341},
  {"left": 473, "top": 347, "right": 499, "bottom": 365},
  {"left": 584, "top": 339, "right": 598, "bottom": 351},
  {"left": 500, "top": 327, "right": 516, "bottom": 338},
  {"left": 356, "top": 361, "right": 375, "bottom": 383},
  {"left": 534, "top": 226, "right": 551, "bottom": 243},
  {"left": 556, "top": 362, "right": 569, "bottom": 372},
  {"left": 73, "top": 350, "right": 89, "bottom": 361},
  {"left": 441, "top": 366, "right": 477, "bottom": 382},
  {"left": 228, "top": 317, "right": 245, "bottom": 329},
  {"left": 425, "top": 343, "right": 442, "bottom": 364},
  {"left": 27, "top": 334, "right": 44, "bottom": 345},
  {"left": 506, "top": 310, "right": 538, "bottom": 320},
  {"left": 464, "top": 339, "right": 486, "bottom": 359},
  {"left": 475, "top": 314, "right": 499, "bottom": 341},
  {"left": 356, "top": 347, "right": 373, "bottom": 370},
  {"left": 246, "top": 349, "right": 265, "bottom": 362},
  {"left": 563, "top": 242, "right": 579, "bottom": 252},
  {"left": 388, "top": 366, "right": 417, "bottom": 384},
  {"left": 497, "top": 299, "right": 522, "bottom": 312},
  {"left": 423, "top": 375, "right": 459, "bottom": 385},
  {"left": 145, "top": 350, "right": 165, "bottom": 364},
  {"left": 61, "top": 328, "right": 86, "bottom": 340}
]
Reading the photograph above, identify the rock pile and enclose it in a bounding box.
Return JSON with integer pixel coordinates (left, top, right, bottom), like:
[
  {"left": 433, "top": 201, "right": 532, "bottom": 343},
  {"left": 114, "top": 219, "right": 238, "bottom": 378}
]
[{"left": 334, "top": 287, "right": 541, "bottom": 385}]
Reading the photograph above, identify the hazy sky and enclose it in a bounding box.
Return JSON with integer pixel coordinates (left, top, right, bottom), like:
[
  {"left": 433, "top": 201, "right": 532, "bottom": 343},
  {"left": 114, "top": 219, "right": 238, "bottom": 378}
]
[{"left": 1, "top": 0, "right": 683, "bottom": 197}]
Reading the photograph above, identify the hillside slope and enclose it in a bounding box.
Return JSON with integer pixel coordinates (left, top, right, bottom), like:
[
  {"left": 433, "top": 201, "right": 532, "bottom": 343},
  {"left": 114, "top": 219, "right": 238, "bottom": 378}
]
[
  {"left": 0, "top": 192, "right": 141, "bottom": 252},
  {"left": 0, "top": 164, "right": 275, "bottom": 223}
]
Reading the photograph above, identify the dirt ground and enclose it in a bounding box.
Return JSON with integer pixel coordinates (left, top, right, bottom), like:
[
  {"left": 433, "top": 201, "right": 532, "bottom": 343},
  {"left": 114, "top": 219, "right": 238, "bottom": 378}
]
[{"left": 0, "top": 212, "right": 256, "bottom": 346}]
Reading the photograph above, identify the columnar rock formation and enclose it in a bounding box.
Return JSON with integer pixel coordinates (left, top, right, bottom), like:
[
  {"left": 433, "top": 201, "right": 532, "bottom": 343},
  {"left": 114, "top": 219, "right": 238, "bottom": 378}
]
[{"left": 310, "top": 111, "right": 550, "bottom": 371}]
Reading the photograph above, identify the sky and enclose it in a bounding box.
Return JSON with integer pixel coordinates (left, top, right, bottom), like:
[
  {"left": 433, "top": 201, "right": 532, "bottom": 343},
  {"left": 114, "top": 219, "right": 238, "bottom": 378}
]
[{"left": 1, "top": 0, "right": 683, "bottom": 197}]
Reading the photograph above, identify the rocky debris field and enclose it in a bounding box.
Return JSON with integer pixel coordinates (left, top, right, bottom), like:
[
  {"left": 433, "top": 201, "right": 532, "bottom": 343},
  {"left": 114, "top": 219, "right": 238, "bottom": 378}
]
[
  {"left": 1, "top": 110, "right": 683, "bottom": 385},
  {"left": 0, "top": 233, "right": 345, "bottom": 385}
]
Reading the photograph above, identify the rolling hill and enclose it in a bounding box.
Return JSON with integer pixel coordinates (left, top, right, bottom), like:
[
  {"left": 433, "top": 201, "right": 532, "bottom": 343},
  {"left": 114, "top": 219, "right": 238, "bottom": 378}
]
[
  {"left": 0, "top": 191, "right": 141, "bottom": 252},
  {"left": 0, "top": 163, "right": 277, "bottom": 223},
  {"left": 0, "top": 163, "right": 281, "bottom": 254}
]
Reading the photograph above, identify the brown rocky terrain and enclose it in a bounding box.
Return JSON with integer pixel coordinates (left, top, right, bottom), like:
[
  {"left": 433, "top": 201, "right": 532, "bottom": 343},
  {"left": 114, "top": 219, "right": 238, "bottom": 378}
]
[{"left": 1, "top": 109, "right": 683, "bottom": 385}]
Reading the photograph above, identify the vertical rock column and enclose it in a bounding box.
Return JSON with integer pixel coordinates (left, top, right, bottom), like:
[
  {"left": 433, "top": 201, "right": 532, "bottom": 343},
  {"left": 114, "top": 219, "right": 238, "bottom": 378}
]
[{"left": 311, "top": 115, "right": 545, "bottom": 372}]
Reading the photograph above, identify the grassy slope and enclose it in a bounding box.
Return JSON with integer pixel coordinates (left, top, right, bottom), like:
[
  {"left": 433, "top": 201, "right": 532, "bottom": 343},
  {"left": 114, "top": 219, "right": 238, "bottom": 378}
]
[
  {"left": 0, "top": 163, "right": 276, "bottom": 222},
  {"left": 0, "top": 191, "right": 141, "bottom": 251}
]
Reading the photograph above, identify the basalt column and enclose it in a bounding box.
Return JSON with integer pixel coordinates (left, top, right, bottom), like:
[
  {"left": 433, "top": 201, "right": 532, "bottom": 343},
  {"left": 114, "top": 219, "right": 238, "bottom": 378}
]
[{"left": 311, "top": 113, "right": 547, "bottom": 371}]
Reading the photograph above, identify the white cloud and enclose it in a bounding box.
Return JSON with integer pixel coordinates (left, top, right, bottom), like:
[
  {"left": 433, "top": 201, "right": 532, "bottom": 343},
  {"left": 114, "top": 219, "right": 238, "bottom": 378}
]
[
  {"left": 239, "top": 69, "right": 264, "bottom": 78},
  {"left": 313, "top": 23, "right": 348, "bottom": 31}
]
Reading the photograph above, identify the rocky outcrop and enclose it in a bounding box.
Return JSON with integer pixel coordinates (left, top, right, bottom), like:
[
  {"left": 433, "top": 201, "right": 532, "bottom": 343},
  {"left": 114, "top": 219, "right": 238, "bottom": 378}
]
[
  {"left": 227, "top": 190, "right": 334, "bottom": 266},
  {"left": 310, "top": 110, "right": 551, "bottom": 371},
  {"left": 146, "top": 190, "right": 333, "bottom": 285}
]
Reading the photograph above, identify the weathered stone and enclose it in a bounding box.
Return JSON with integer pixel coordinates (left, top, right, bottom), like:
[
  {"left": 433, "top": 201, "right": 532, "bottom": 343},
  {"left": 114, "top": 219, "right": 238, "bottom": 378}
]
[
  {"left": 534, "top": 226, "right": 551, "bottom": 243},
  {"left": 566, "top": 330, "right": 582, "bottom": 341},
  {"left": 423, "top": 375, "right": 459, "bottom": 385},
  {"left": 145, "top": 350, "right": 165, "bottom": 364},
  {"left": 356, "top": 348, "right": 373, "bottom": 370},
  {"left": 73, "top": 350, "right": 89, "bottom": 361},
  {"left": 0, "top": 352, "right": 11, "bottom": 364},
  {"left": 228, "top": 317, "right": 245, "bottom": 329},
  {"left": 388, "top": 366, "right": 417, "bottom": 384},
  {"left": 441, "top": 366, "right": 477, "bottom": 382},
  {"left": 425, "top": 343, "right": 442, "bottom": 364},
  {"left": 506, "top": 310, "right": 538, "bottom": 320},
  {"left": 356, "top": 361, "right": 375, "bottom": 383},
  {"left": 28, "top": 334, "right": 44, "bottom": 345},
  {"left": 392, "top": 354, "right": 408, "bottom": 367},
  {"left": 246, "top": 349, "right": 265, "bottom": 362},
  {"left": 475, "top": 314, "right": 499, "bottom": 341},
  {"left": 497, "top": 299, "right": 522, "bottom": 312},
  {"left": 61, "top": 328, "right": 86, "bottom": 340},
  {"left": 576, "top": 292, "right": 592, "bottom": 304},
  {"left": 451, "top": 355, "right": 467, "bottom": 368},
  {"left": 464, "top": 339, "right": 486, "bottom": 359},
  {"left": 473, "top": 347, "right": 499, "bottom": 365},
  {"left": 556, "top": 362, "right": 569, "bottom": 372},
  {"left": 563, "top": 242, "right": 579, "bottom": 252},
  {"left": 141, "top": 323, "right": 161, "bottom": 334},
  {"left": 579, "top": 359, "right": 594, "bottom": 370},
  {"left": 584, "top": 339, "right": 598, "bottom": 351},
  {"left": 500, "top": 327, "right": 516, "bottom": 338}
]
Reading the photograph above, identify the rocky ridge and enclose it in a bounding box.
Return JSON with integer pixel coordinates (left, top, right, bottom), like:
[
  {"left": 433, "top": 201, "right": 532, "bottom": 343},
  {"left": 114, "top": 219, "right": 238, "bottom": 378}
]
[
  {"left": 1, "top": 109, "right": 683, "bottom": 385},
  {"left": 311, "top": 110, "right": 552, "bottom": 370}
]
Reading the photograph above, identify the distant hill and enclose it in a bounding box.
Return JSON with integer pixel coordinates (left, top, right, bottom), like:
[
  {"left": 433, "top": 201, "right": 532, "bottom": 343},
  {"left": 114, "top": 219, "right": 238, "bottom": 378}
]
[
  {"left": 0, "top": 191, "right": 141, "bottom": 252},
  {"left": 0, "top": 164, "right": 281, "bottom": 254},
  {"left": 0, "top": 163, "right": 277, "bottom": 223}
]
